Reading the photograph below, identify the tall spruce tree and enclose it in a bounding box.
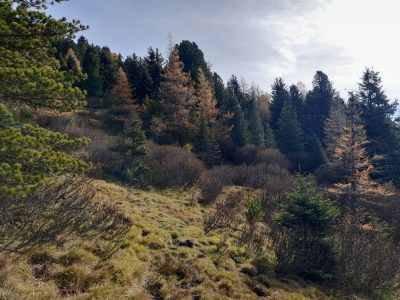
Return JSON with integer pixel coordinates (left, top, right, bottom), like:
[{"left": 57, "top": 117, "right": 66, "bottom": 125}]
[
  {"left": 135, "top": 63, "right": 152, "bottom": 104},
  {"left": 123, "top": 53, "right": 140, "bottom": 98},
  {"left": 305, "top": 134, "right": 328, "bottom": 172},
  {"left": 358, "top": 68, "right": 400, "bottom": 185},
  {"left": 246, "top": 98, "right": 265, "bottom": 146},
  {"left": 76, "top": 35, "right": 88, "bottom": 61},
  {"left": 270, "top": 78, "right": 290, "bottom": 132},
  {"left": 303, "top": 71, "right": 335, "bottom": 141},
  {"left": 100, "top": 46, "right": 118, "bottom": 96},
  {"left": 213, "top": 72, "right": 228, "bottom": 112},
  {"left": 230, "top": 105, "right": 250, "bottom": 147},
  {"left": 277, "top": 101, "right": 305, "bottom": 169},
  {"left": 178, "top": 40, "right": 212, "bottom": 83},
  {"left": 145, "top": 47, "right": 164, "bottom": 99},
  {"left": 195, "top": 119, "right": 221, "bottom": 166},
  {"left": 81, "top": 45, "right": 104, "bottom": 97},
  {"left": 289, "top": 84, "right": 304, "bottom": 118}
]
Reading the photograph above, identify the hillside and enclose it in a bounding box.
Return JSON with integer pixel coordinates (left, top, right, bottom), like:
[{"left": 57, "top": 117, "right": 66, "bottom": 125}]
[
  {"left": 2, "top": 1, "right": 400, "bottom": 299},
  {"left": 0, "top": 180, "right": 340, "bottom": 300}
]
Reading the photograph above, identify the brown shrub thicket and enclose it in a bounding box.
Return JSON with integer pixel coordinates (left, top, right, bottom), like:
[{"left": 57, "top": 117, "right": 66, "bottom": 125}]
[
  {"left": 199, "top": 162, "right": 292, "bottom": 204},
  {"left": 199, "top": 165, "right": 235, "bottom": 203},
  {"left": 234, "top": 145, "right": 290, "bottom": 168},
  {"left": 204, "top": 190, "right": 245, "bottom": 233},
  {"left": 140, "top": 143, "right": 205, "bottom": 189},
  {"left": 0, "top": 177, "right": 132, "bottom": 253},
  {"left": 37, "top": 110, "right": 119, "bottom": 178},
  {"left": 334, "top": 214, "right": 400, "bottom": 297},
  {"left": 204, "top": 190, "right": 268, "bottom": 253}
]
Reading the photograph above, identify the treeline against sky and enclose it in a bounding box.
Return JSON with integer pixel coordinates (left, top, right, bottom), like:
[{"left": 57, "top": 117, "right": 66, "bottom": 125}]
[{"left": 56, "top": 36, "right": 400, "bottom": 187}]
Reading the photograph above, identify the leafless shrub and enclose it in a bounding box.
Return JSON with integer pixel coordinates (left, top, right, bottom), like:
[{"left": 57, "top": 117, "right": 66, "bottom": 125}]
[
  {"left": 239, "top": 222, "right": 269, "bottom": 254},
  {"left": 198, "top": 165, "right": 235, "bottom": 203},
  {"left": 0, "top": 176, "right": 132, "bottom": 253},
  {"left": 0, "top": 254, "right": 12, "bottom": 288},
  {"left": 205, "top": 190, "right": 269, "bottom": 253},
  {"left": 37, "top": 110, "right": 119, "bottom": 178},
  {"left": 334, "top": 214, "right": 400, "bottom": 297},
  {"left": 140, "top": 143, "right": 205, "bottom": 189},
  {"left": 235, "top": 145, "right": 289, "bottom": 169},
  {"left": 204, "top": 190, "right": 245, "bottom": 233},
  {"left": 199, "top": 162, "right": 292, "bottom": 204}
]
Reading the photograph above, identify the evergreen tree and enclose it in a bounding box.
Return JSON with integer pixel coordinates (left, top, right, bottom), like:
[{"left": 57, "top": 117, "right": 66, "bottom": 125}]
[
  {"left": 303, "top": 71, "right": 335, "bottom": 141},
  {"left": 195, "top": 119, "right": 221, "bottom": 167},
  {"left": 124, "top": 53, "right": 140, "bottom": 95},
  {"left": 145, "top": 47, "right": 164, "bottom": 99},
  {"left": 304, "top": 134, "right": 328, "bottom": 172},
  {"left": 246, "top": 98, "right": 265, "bottom": 146},
  {"left": 100, "top": 46, "right": 118, "bottom": 96},
  {"left": 358, "top": 68, "right": 400, "bottom": 185},
  {"left": 55, "top": 38, "right": 77, "bottom": 58},
  {"left": 135, "top": 63, "right": 152, "bottom": 104},
  {"left": 178, "top": 40, "right": 212, "bottom": 83},
  {"left": 227, "top": 75, "right": 247, "bottom": 107},
  {"left": 0, "top": 1, "right": 86, "bottom": 111},
  {"left": 230, "top": 105, "right": 250, "bottom": 147},
  {"left": 274, "top": 176, "right": 338, "bottom": 279},
  {"left": 81, "top": 45, "right": 104, "bottom": 97},
  {"left": 277, "top": 101, "right": 305, "bottom": 169},
  {"left": 264, "top": 123, "right": 276, "bottom": 148},
  {"left": 112, "top": 120, "right": 148, "bottom": 183},
  {"left": 289, "top": 84, "right": 304, "bottom": 117},
  {"left": 76, "top": 35, "right": 89, "bottom": 61},
  {"left": 0, "top": 104, "right": 90, "bottom": 194},
  {"left": 0, "top": 0, "right": 89, "bottom": 194},
  {"left": 213, "top": 72, "right": 229, "bottom": 112},
  {"left": 270, "top": 78, "right": 290, "bottom": 132}
]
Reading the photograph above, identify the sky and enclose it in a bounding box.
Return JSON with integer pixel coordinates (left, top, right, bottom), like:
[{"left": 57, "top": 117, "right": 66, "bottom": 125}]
[{"left": 48, "top": 0, "right": 400, "bottom": 100}]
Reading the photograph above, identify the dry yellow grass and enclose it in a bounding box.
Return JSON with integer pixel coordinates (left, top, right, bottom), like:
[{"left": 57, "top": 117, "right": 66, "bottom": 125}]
[{"left": 0, "top": 180, "right": 341, "bottom": 299}]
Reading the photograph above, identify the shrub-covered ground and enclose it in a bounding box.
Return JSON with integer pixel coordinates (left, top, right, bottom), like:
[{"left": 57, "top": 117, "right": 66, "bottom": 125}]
[{"left": 0, "top": 180, "right": 347, "bottom": 299}]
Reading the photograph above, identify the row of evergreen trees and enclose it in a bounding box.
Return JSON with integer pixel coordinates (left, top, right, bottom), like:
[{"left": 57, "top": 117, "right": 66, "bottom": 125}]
[{"left": 56, "top": 36, "right": 400, "bottom": 187}]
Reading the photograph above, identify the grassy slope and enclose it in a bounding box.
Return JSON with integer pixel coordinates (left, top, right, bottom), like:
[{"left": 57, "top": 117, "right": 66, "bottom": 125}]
[{"left": 0, "top": 180, "right": 348, "bottom": 299}]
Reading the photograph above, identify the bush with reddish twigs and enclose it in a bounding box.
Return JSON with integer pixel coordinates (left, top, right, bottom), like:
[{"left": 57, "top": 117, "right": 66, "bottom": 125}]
[
  {"left": 199, "top": 162, "right": 292, "bottom": 204},
  {"left": 140, "top": 143, "right": 205, "bottom": 189},
  {"left": 234, "top": 145, "right": 289, "bottom": 169}
]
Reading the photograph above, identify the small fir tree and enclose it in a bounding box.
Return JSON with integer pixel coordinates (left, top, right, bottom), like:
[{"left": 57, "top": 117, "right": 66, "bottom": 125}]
[{"left": 273, "top": 176, "right": 338, "bottom": 280}]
